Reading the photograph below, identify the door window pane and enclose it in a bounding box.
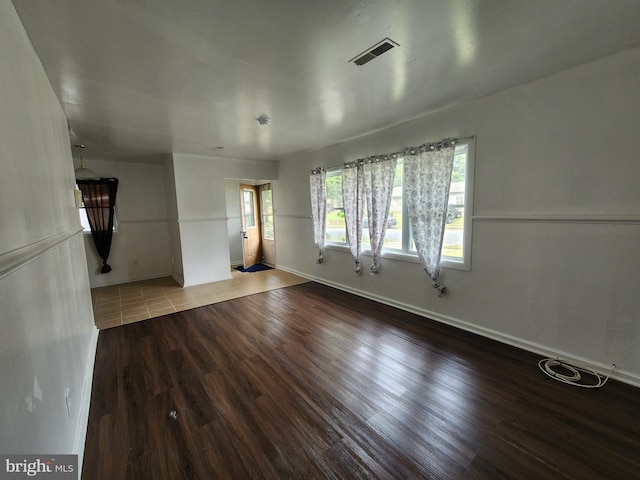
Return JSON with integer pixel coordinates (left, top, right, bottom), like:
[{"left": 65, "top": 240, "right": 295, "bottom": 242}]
[{"left": 243, "top": 190, "right": 256, "bottom": 227}]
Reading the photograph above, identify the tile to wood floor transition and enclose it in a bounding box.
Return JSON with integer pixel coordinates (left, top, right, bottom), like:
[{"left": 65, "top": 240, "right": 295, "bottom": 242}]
[{"left": 91, "top": 269, "right": 310, "bottom": 329}]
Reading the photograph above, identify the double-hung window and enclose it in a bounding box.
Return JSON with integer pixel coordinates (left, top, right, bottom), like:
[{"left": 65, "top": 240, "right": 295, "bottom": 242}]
[
  {"left": 325, "top": 139, "right": 474, "bottom": 270},
  {"left": 325, "top": 172, "right": 347, "bottom": 244}
]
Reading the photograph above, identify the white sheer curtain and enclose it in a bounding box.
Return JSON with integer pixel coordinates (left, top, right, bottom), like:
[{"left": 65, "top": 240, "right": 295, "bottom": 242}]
[
  {"left": 363, "top": 156, "right": 397, "bottom": 274},
  {"left": 309, "top": 168, "right": 327, "bottom": 264},
  {"left": 342, "top": 162, "right": 364, "bottom": 274},
  {"left": 404, "top": 144, "right": 455, "bottom": 295}
]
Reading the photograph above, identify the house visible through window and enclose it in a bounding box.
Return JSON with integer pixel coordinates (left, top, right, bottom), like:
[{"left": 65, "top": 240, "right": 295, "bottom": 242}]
[
  {"left": 325, "top": 140, "right": 473, "bottom": 269},
  {"left": 243, "top": 190, "right": 256, "bottom": 228},
  {"left": 325, "top": 172, "right": 346, "bottom": 244}
]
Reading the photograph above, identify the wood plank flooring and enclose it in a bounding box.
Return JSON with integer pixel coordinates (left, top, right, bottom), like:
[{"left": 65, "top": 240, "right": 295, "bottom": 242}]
[{"left": 82, "top": 282, "right": 640, "bottom": 479}]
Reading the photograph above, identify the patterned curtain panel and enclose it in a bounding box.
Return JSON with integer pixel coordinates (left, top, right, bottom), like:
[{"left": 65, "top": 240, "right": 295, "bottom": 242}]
[
  {"left": 363, "top": 156, "right": 397, "bottom": 274},
  {"left": 309, "top": 168, "right": 327, "bottom": 264},
  {"left": 77, "top": 178, "right": 119, "bottom": 273},
  {"left": 342, "top": 162, "right": 365, "bottom": 274},
  {"left": 404, "top": 146, "right": 455, "bottom": 295}
]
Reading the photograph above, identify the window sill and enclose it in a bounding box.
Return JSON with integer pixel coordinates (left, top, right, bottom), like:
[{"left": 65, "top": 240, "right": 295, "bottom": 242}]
[{"left": 324, "top": 243, "right": 469, "bottom": 271}]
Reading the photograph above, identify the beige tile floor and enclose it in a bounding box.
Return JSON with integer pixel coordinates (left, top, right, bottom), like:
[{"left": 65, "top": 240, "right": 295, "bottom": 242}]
[{"left": 91, "top": 268, "right": 310, "bottom": 329}]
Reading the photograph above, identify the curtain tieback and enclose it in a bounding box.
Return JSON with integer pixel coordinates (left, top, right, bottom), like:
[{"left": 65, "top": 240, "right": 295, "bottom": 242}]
[
  {"left": 354, "top": 260, "right": 362, "bottom": 275},
  {"left": 431, "top": 280, "right": 446, "bottom": 297}
]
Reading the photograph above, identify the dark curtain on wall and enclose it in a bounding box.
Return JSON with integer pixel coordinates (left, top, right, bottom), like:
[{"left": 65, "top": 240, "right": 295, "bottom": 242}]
[{"left": 77, "top": 178, "right": 119, "bottom": 273}]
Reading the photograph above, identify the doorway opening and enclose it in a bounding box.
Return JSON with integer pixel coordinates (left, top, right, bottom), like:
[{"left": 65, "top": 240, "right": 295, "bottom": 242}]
[{"left": 235, "top": 180, "right": 276, "bottom": 269}]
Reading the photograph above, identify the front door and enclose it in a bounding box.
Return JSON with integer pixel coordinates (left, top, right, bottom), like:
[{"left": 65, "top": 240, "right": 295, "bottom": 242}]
[{"left": 240, "top": 183, "right": 262, "bottom": 269}]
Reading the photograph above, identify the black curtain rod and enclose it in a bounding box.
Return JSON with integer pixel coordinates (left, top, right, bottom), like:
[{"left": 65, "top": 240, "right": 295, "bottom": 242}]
[{"left": 311, "top": 135, "right": 475, "bottom": 174}]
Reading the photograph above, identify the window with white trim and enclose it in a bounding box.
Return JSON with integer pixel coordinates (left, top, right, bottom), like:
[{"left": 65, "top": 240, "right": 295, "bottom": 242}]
[
  {"left": 260, "top": 185, "right": 274, "bottom": 240},
  {"left": 325, "top": 139, "right": 473, "bottom": 270}
]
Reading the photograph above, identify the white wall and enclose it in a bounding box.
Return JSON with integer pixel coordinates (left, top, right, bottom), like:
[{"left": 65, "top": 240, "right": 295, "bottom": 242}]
[
  {"left": 0, "top": 0, "right": 97, "bottom": 471},
  {"left": 275, "top": 47, "right": 640, "bottom": 386},
  {"left": 225, "top": 179, "right": 244, "bottom": 266},
  {"left": 163, "top": 155, "right": 184, "bottom": 284},
  {"left": 77, "top": 158, "right": 172, "bottom": 287},
  {"left": 171, "top": 154, "right": 277, "bottom": 286}
]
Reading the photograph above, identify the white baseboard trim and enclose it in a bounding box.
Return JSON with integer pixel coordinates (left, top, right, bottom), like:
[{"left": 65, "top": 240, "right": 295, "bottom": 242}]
[
  {"left": 171, "top": 273, "right": 185, "bottom": 287},
  {"left": 75, "top": 327, "right": 99, "bottom": 478},
  {"left": 89, "top": 271, "right": 174, "bottom": 289},
  {"left": 276, "top": 265, "right": 640, "bottom": 388}
]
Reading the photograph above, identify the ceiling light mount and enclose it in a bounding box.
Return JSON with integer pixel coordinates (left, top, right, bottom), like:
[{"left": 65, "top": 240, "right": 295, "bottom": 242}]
[
  {"left": 74, "top": 144, "right": 100, "bottom": 180},
  {"left": 257, "top": 114, "right": 270, "bottom": 126}
]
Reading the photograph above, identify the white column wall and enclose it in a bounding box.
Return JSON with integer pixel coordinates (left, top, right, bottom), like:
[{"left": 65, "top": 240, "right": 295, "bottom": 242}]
[
  {"left": 225, "top": 179, "right": 244, "bottom": 266},
  {"left": 171, "top": 154, "right": 277, "bottom": 286},
  {"left": 163, "top": 155, "right": 184, "bottom": 285}
]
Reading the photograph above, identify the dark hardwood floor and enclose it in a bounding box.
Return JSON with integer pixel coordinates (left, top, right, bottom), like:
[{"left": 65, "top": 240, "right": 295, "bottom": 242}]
[{"left": 82, "top": 282, "right": 640, "bottom": 479}]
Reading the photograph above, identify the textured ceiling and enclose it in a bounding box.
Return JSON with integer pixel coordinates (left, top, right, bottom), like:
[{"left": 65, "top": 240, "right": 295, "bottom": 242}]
[{"left": 12, "top": 0, "right": 640, "bottom": 163}]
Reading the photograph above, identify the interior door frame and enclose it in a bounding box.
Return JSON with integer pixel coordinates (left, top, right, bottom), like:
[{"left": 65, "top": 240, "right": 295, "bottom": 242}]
[
  {"left": 259, "top": 183, "right": 276, "bottom": 266},
  {"left": 239, "top": 183, "right": 262, "bottom": 269}
]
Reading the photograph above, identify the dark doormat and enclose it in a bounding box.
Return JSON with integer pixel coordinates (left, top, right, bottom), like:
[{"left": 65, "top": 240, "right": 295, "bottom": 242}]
[{"left": 235, "top": 263, "right": 274, "bottom": 273}]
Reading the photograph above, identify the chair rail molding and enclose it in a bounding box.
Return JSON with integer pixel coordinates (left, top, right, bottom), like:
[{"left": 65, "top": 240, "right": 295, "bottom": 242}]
[
  {"left": 472, "top": 214, "right": 640, "bottom": 224},
  {"left": 0, "top": 228, "right": 83, "bottom": 280}
]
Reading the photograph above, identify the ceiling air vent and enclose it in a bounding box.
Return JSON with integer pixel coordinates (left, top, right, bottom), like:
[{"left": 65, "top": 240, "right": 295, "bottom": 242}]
[{"left": 350, "top": 38, "right": 398, "bottom": 66}]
